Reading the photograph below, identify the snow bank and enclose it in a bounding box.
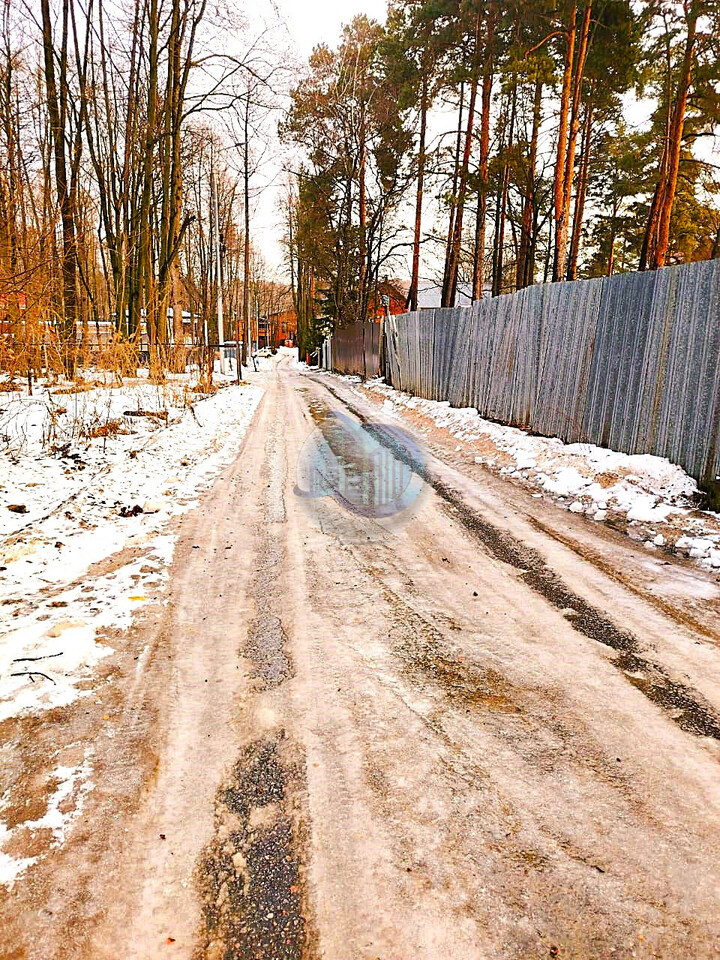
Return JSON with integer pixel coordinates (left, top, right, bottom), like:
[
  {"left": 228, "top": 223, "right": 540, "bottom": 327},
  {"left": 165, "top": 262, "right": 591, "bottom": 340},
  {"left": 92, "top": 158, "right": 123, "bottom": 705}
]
[{"left": 360, "top": 378, "right": 720, "bottom": 572}]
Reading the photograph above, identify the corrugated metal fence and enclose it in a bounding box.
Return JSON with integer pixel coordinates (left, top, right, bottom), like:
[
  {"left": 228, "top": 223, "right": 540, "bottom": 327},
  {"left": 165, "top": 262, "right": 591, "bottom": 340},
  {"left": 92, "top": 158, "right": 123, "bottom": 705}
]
[
  {"left": 385, "top": 260, "right": 720, "bottom": 489},
  {"left": 325, "top": 320, "right": 381, "bottom": 377}
]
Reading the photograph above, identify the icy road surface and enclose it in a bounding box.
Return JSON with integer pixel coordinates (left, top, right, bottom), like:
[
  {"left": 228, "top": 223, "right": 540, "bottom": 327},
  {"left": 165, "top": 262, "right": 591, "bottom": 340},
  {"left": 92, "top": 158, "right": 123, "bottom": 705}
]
[{"left": 2, "top": 353, "right": 720, "bottom": 959}]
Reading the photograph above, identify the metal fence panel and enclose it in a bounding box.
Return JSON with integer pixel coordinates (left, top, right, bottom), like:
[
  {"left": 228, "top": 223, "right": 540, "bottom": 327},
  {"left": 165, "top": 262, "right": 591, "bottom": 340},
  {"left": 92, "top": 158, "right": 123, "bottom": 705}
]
[
  {"left": 418, "top": 310, "right": 434, "bottom": 399},
  {"left": 383, "top": 260, "right": 720, "bottom": 489},
  {"left": 535, "top": 278, "right": 600, "bottom": 440},
  {"left": 330, "top": 319, "right": 381, "bottom": 377},
  {"left": 448, "top": 309, "right": 473, "bottom": 408}
]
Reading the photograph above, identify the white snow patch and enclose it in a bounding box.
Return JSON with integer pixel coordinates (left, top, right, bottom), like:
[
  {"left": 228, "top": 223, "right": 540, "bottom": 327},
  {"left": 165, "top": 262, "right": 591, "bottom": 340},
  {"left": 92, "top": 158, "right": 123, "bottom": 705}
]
[
  {"left": 0, "top": 748, "right": 94, "bottom": 888},
  {"left": 0, "top": 375, "right": 264, "bottom": 721}
]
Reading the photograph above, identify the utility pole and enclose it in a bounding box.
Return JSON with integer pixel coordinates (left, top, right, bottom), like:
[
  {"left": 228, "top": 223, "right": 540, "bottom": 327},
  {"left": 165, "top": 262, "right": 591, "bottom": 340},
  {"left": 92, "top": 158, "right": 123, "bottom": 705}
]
[
  {"left": 210, "top": 143, "right": 226, "bottom": 375},
  {"left": 234, "top": 311, "right": 241, "bottom": 384},
  {"left": 243, "top": 90, "right": 251, "bottom": 367}
]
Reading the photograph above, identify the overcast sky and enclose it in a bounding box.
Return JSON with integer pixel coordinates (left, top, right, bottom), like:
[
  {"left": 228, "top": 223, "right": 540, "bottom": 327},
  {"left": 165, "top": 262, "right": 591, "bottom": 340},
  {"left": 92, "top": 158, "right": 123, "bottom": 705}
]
[
  {"left": 278, "top": 0, "right": 389, "bottom": 58},
  {"left": 250, "top": 0, "right": 390, "bottom": 274}
]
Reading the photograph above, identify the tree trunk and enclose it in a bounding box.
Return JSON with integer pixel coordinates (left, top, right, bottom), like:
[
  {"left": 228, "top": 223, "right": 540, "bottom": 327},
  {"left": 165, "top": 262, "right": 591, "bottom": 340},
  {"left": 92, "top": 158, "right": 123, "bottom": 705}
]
[
  {"left": 492, "top": 88, "right": 516, "bottom": 297},
  {"left": 648, "top": 4, "right": 697, "bottom": 270},
  {"left": 442, "top": 82, "right": 465, "bottom": 304},
  {"left": 552, "top": 4, "right": 577, "bottom": 283},
  {"left": 606, "top": 206, "right": 617, "bottom": 276},
  {"left": 639, "top": 177, "right": 662, "bottom": 271},
  {"left": 171, "top": 259, "right": 184, "bottom": 367},
  {"left": 40, "top": 0, "right": 78, "bottom": 376},
  {"left": 243, "top": 92, "right": 250, "bottom": 365},
  {"left": 554, "top": 2, "right": 591, "bottom": 282},
  {"left": 711, "top": 223, "right": 720, "bottom": 260},
  {"left": 444, "top": 78, "right": 479, "bottom": 306},
  {"left": 407, "top": 76, "right": 428, "bottom": 313},
  {"left": 446, "top": 13, "right": 484, "bottom": 307},
  {"left": 444, "top": 12, "right": 483, "bottom": 307},
  {"left": 473, "top": 0, "right": 497, "bottom": 301},
  {"left": 158, "top": 0, "right": 181, "bottom": 351},
  {"left": 544, "top": 211, "right": 554, "bottom": 283},
  {"left": 122, "top": 0, "right": 141, "bottom": 338},
  {"left": 567, "top": 96, "right": 593, "bottom": 280},
  {"left": 358, "top": 105, "right": 368, "bottom": 321},
  {"left": 138, "top": 0, "right": 158, "bottom": 364},
  {"left": 517, "top": 75, "right": 542, "bottom": 289}
]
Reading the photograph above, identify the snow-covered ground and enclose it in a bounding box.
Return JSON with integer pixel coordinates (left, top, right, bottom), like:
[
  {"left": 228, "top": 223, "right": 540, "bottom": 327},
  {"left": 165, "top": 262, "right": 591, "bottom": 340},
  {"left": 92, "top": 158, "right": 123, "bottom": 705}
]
[
  {"left": 0, "top": 366, "right": 268, "bottom": 888},
  {"left": 0, "top": 373, "right": 264, "bottom": 725},
  {"left": 320, "top": 374, "right": 720, "bottom": 573}
]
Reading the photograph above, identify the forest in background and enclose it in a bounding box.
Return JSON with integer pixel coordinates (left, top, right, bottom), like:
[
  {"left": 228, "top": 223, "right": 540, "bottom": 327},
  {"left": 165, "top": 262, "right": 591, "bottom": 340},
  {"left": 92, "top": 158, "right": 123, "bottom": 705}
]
[
  {"left": 1, "top": 0, "right": 719, "bottom": 377},
  {"left": 282, "top": 0, "right": 720, "bottom": 353},
  {"left": 0, "top": 0, "right": 290, "bottom": 381}
]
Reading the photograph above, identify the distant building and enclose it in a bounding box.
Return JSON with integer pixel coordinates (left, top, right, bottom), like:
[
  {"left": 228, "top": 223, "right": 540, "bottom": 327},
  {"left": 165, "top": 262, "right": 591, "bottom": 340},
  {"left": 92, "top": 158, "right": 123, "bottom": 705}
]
[
  {"left": 261, "top": 309, "right": 297, "bottom": 348},
  {"left": 370, "top": 279, "right": 409, "bottom": 319}
]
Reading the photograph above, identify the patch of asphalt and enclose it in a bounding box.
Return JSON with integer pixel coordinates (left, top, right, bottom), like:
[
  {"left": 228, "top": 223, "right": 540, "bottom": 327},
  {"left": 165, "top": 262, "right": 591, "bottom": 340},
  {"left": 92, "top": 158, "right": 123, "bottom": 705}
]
[
  {"left": 312, "top": 375, "right": 720, "bottom": 743},
  {"left": 245, "top": 407, "right": 292, "bottom": 689},
  {"left": 196, "top": 735, "right": 309, "bottom": 960},
  {"left": 246, "top": 611, "right": 291, "bottom": 688}
]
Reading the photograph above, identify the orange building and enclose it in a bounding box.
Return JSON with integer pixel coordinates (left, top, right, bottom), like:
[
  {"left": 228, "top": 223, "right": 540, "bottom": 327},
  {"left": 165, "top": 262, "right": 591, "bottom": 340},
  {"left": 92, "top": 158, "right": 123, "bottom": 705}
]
[
  {"left": 261, "top": 309, "right": 297, "bottom": 348},
  {"left": 369, "top": 279, "right": 409, "bottom": 320}
]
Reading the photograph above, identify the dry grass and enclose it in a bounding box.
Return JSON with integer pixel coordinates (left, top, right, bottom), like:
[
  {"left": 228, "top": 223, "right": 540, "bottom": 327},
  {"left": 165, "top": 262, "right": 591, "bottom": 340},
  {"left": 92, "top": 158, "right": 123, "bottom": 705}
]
[
  {"left": 52, "top": 382, "right": 99, "bottom": 396},
  {"left": 94, "top": 338, "right": 141, "bottom": 381},
  {"left": 0, "top": 335, "right": 216, "bottom": 460},
  {"left": 80, "top": 418, "right": 125, "bottom": 439},
  {"left": 1, "top": 327, "right": 216, "bottom": 396},
  {"left": 595, "top": 470, "right": 627, "bottom": 488}
]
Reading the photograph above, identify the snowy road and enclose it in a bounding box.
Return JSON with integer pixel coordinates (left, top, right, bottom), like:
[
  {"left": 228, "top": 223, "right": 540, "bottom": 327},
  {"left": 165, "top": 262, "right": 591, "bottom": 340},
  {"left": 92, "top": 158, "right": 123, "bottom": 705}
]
[{"left": 3, "top": 354, "right": 720, "bottom": 958}]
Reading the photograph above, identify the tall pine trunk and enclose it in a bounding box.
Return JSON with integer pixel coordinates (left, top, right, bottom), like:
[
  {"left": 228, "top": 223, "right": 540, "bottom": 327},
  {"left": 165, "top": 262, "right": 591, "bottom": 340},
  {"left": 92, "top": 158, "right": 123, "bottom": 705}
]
[
  {"left": 553, "top": 2, "right": 592, "bottom": 283},
  {"left": 473, "top": 0, "right": 497, "bottom": 301},
  {"left": 646, "top": 4, "right": 697, "bottom": 270},
  {"left": 358, "top": 106, "right": 368, "bottom": 321},
  {"left": 442, "top": 83, "right": 465, "bottom": 303},
  {"left": 567, "top": 96, "right": 593, "bottom": 280},
  {"left": 407, "top": 76, "right": 428, "bottom": 313},
  {"left": 517, "top": 75, "right": 542, "bottom": 289},
  {"left": 492, "top": 88, "right": 516, "bottom": 297},
  {"left": 444, "top": 11, "right": 483, "bottom": 308},
  {"left": 607, "top": 206, "right": 617, "bottom": 276}
]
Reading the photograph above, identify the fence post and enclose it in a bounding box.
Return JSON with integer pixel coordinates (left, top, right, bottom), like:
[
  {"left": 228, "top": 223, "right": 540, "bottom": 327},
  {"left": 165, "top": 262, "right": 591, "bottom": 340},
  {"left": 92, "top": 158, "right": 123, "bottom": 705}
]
[
  {"left": 379, "top": 317, "right": 386, "bottom": 380},
  {"left": 380, "top": 293, "right": 391, "bottom": 381}
]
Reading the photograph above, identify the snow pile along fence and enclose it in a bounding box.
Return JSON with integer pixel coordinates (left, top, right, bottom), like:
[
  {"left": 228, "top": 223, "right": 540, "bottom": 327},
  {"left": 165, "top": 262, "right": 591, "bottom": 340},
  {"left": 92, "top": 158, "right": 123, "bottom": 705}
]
[{"left": 385, "top": 259, "right": 720, "bottom": 492}]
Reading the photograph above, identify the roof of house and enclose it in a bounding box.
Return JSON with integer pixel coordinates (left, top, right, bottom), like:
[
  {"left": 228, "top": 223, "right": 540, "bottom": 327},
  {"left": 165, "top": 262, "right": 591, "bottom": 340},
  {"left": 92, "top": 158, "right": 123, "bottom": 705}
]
[
  {"left": 415, "top": 282, "right": 475, "bottom": 310},
  {"left": 379, "top": 278, "right": 410, "bottom": 303}
]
